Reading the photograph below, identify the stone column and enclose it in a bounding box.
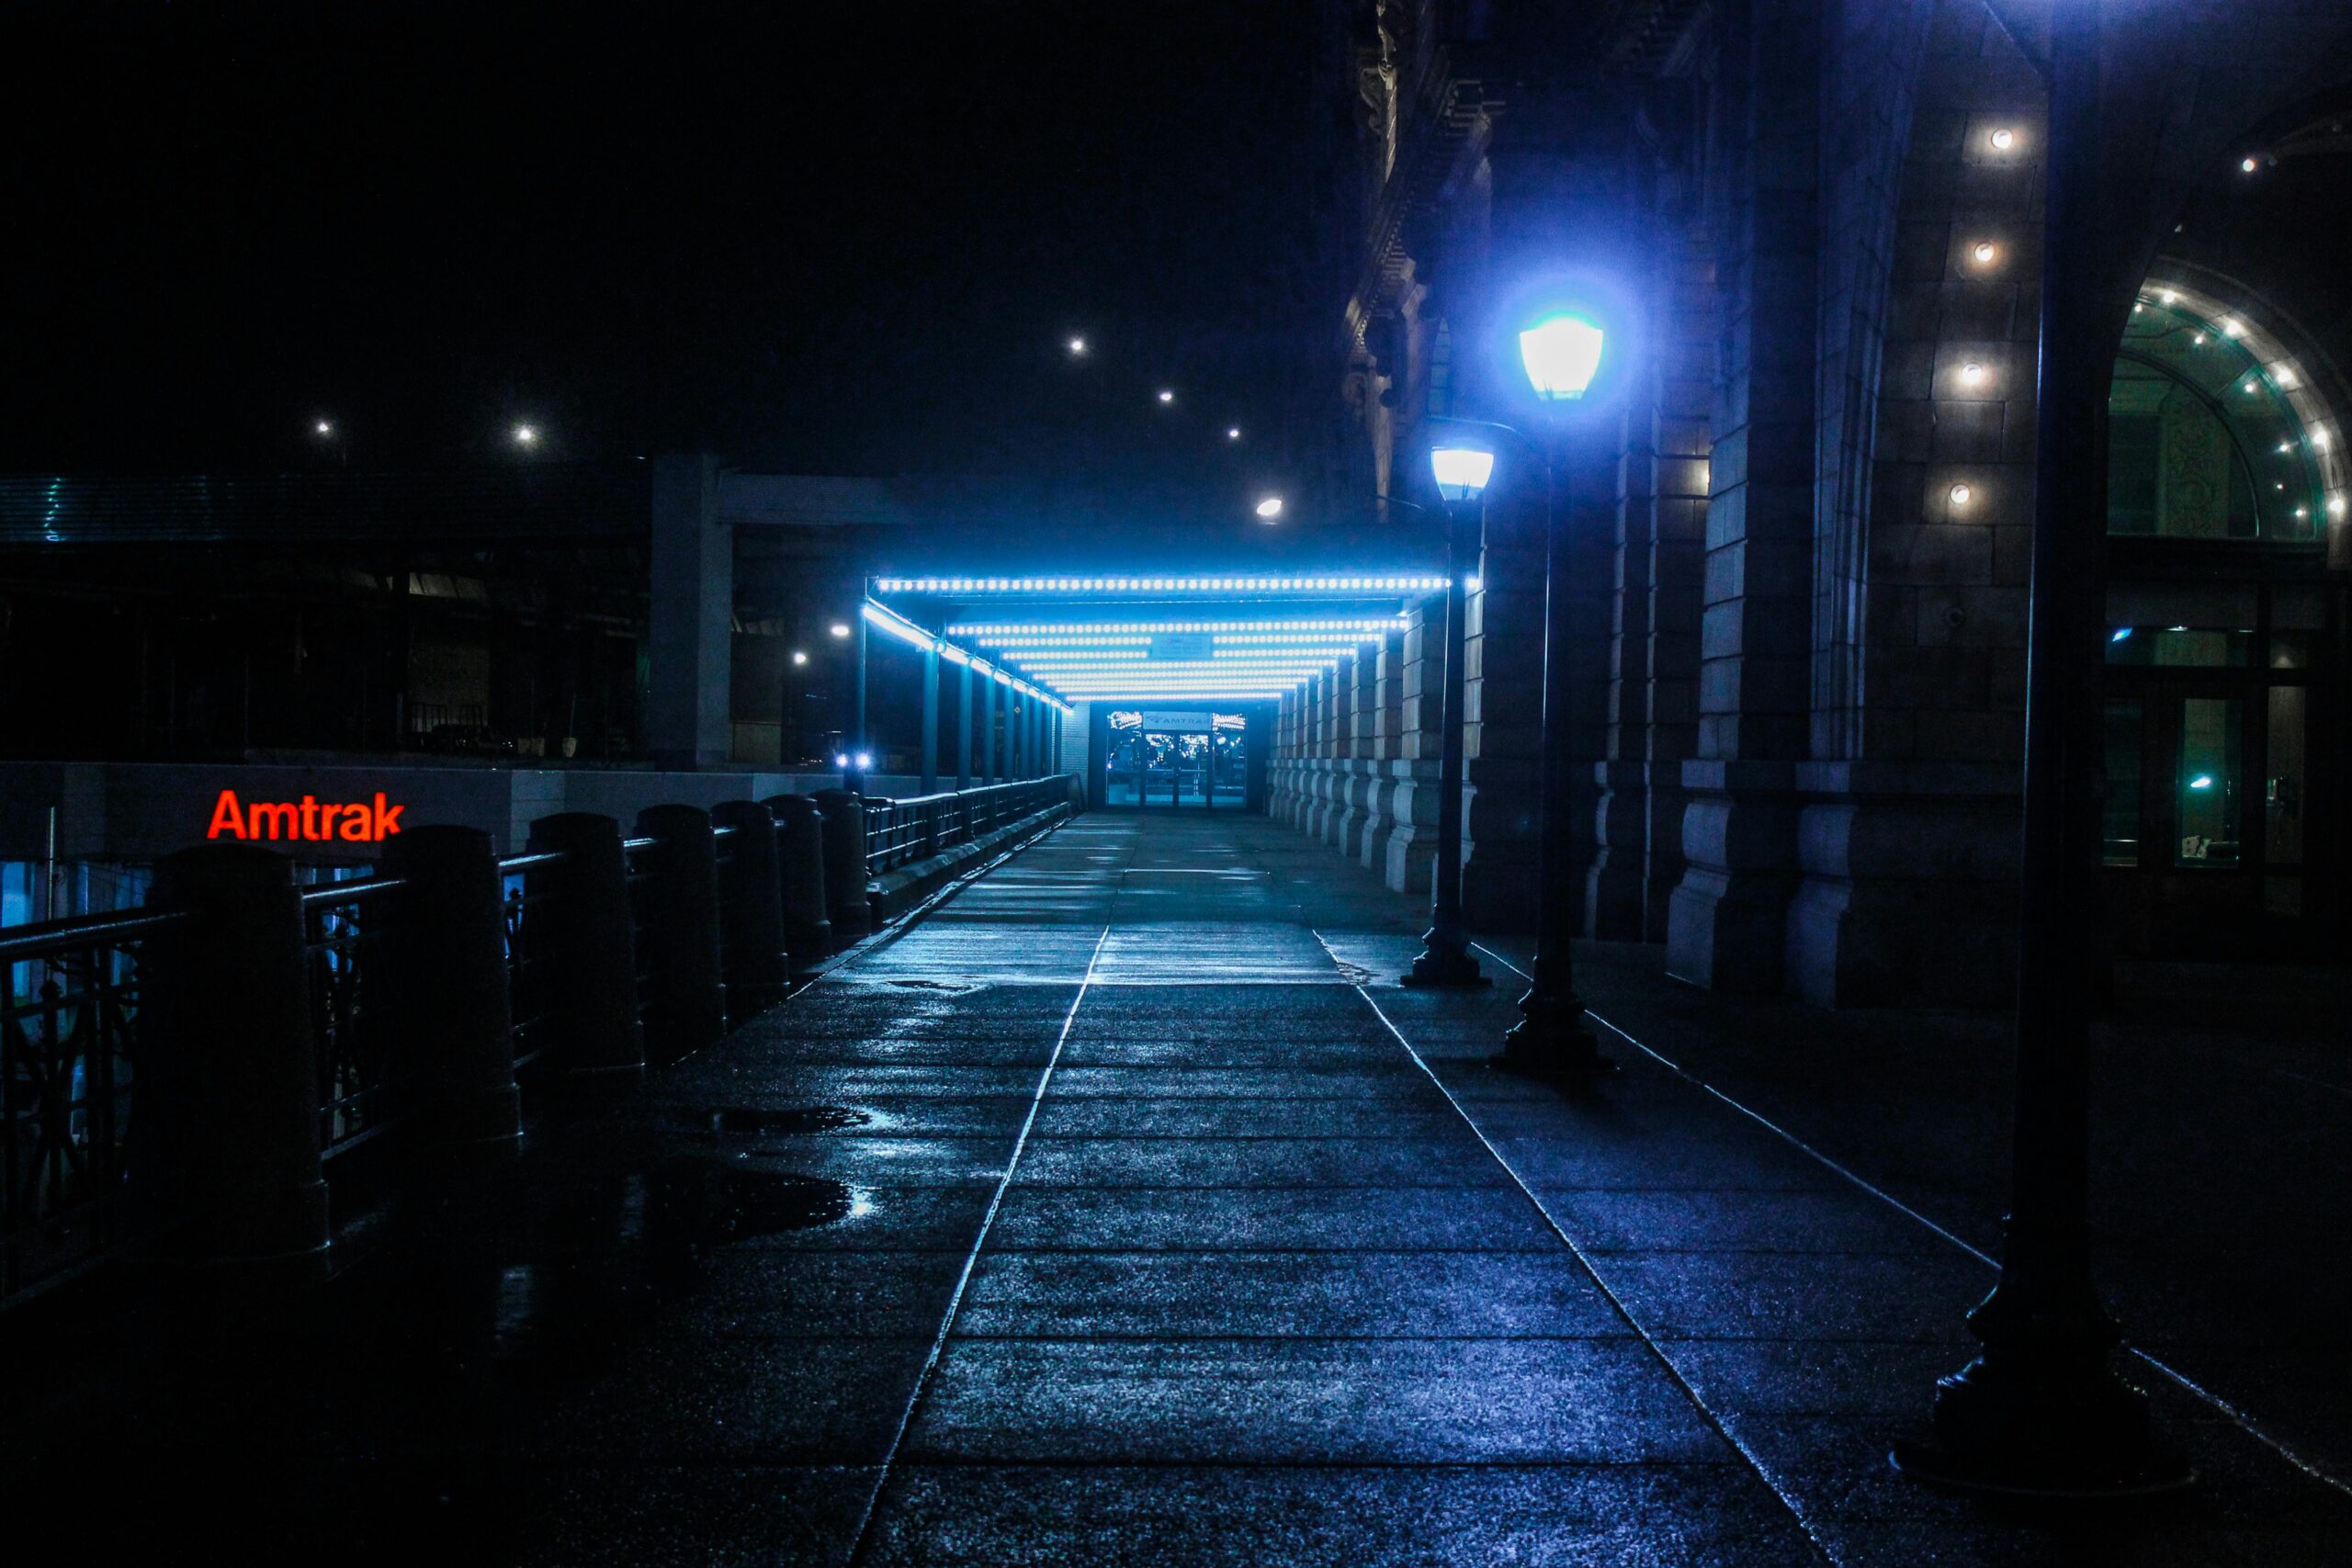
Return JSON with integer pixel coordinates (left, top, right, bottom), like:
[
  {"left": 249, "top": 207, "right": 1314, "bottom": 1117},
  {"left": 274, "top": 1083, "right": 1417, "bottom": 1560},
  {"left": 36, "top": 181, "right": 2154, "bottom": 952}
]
[
  {"left": 1360, "top": 627, "right": 1408, "bottom": 874},
  {"left": 1384, "top": 604, "right": 1443, "bottom": 896},
  {"left": 648, "top": 453, "right": 731, "bottom": 766},
  {"left": 1461, "top": 498, "right": 1544, "bottom": 926},
  {"left": 1667, "top": 9, "right": 1818, "bottom": 994}
]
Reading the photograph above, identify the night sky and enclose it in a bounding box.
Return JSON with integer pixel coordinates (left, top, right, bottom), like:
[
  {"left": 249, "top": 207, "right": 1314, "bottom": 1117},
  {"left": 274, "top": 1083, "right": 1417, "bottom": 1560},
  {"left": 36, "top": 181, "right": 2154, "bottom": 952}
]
[{"left": 1, "top": 3, "right": 1344, "bottom": 494}]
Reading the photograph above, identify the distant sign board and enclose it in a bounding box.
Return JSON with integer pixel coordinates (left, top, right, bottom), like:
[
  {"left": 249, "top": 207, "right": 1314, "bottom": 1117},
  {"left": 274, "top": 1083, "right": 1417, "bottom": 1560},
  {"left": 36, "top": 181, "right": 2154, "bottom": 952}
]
[
  {"left": 1148, "top": 633, "right": 1214, "bottom": 661},
  {"left": 1136, "top": 710, "right": 1215, "bottom": 734}
]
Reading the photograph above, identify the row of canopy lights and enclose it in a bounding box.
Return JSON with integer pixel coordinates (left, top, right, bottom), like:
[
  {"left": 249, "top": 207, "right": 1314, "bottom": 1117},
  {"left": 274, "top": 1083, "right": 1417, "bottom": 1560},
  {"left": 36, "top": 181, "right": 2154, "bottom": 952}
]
[
  {"left": 858, "top": 601, "right": 1074, "bottom": 712},
  {"left": 876, "top": 576, "right": 1448, "bottom": 594}
]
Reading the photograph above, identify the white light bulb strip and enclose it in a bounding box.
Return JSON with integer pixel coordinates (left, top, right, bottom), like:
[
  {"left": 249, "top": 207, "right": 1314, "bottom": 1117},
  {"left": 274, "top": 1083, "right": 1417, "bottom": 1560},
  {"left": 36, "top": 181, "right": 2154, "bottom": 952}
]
[
  {"left": 860, "top": 600, "right": 1073, "bottom": 712},
  {"left": 876, "top": 576, "right": 1447, "bottom": 595},
  {"left": 947, "top": 618, "right": 1409, "bottom": 637}
]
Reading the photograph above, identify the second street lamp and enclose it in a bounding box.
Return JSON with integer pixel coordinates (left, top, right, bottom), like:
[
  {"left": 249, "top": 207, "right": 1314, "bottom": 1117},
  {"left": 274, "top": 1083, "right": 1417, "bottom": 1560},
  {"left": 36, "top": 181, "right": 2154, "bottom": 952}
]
[{"left": 1403, "top": 439, "right": 1494, "bottom": 988}]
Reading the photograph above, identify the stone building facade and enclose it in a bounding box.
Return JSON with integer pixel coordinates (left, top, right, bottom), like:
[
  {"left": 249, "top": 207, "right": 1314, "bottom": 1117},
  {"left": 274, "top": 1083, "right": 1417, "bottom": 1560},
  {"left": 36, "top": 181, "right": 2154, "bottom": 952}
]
[{"left": 1269, "top": 0, "right": 2352, "bottom": 1005}]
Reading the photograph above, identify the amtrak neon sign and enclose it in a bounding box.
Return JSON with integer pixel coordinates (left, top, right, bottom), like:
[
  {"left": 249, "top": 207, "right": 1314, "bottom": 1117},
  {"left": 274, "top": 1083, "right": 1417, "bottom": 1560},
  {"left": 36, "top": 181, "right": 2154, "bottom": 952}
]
[{"left": 207, "top": 790, "right": 406, "bottom": 843}]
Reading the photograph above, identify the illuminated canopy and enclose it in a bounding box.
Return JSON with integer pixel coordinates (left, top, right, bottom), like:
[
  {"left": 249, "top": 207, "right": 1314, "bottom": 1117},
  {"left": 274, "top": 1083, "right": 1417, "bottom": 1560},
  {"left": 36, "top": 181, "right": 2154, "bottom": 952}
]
[{"left": 866, "top": 570, "right": 1450, "bottom": 703}]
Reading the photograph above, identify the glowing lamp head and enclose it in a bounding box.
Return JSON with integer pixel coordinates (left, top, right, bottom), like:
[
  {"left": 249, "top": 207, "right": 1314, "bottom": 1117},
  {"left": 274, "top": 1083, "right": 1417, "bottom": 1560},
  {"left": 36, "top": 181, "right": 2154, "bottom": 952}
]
[
  {"left": 1254, "top": 497, "right": 1284, "bottom": 521},
  {"left": 1227, "top": 427, "right": 1242, "bottom": 441},
  {"left": 833, "top": 752, "right": 849, "bottom": 768},
  {"left": 1989, "top": 127, "right": 2015, "bottom": 151},
  {"left": 1518, "top": 312, "right": 1606, "bottom": 402},
  {"left": 314, "top": 420, "right": 334, "bottom": 436},
  {"left": 829, "top": 622, "right": 852, "bottom": 638},
  {"left": 1960, "top": 362, "right": 1986, "bottom": 387},
  {"left": 1949, "top": 482, "right": 1973, "bottom": 506},
  {"left": 514, "top": 424, "right": 537, "bottom": 446},
  {"left": 791, "top": 649, "right": 809, "bottom": 666},
  {"left": 1156, "top": 389, "right": 1175, "bottom": 404},
  {"left": 856, "top": 751, "right": 873, "bottom": 770},
  {"left": 1068, "top": 336, "right": 1087, "bottom": 355},
  {"left": 1972, "top": 241, "right": 1996, "bottom": 265},
  {"left": 1430, "top": 442, "right": 1496, "bottom": 503},
  {"left": 2241, "top": 156, "right": 2259, "bottom": 174}
]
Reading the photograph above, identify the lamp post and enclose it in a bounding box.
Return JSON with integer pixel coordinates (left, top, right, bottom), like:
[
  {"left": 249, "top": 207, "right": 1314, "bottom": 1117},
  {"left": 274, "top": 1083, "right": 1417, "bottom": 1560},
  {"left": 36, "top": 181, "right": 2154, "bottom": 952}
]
[
  {"left": 1402, "top": 441, "right": 1494, "bottom": 989},
  {"left": 1892, "top": 3, "right": 2188, "bottom": 1496},
  {"left": 1493, "top": 309, "right": 1612, "bottom": 1080}
]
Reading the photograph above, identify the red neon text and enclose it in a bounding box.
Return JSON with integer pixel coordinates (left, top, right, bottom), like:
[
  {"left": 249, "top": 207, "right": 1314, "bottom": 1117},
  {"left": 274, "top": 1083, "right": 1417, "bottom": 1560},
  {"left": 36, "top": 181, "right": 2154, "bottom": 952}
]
[{"left": 206, "top": 790, "right": 405, "bottom": 843}]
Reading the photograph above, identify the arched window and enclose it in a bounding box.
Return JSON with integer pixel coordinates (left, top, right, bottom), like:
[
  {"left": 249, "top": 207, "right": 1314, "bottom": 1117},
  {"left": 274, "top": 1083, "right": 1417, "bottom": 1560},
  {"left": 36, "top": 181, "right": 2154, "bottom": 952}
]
[{"left": 2108, "top": 290, "right": 2333, "bottom": 541}]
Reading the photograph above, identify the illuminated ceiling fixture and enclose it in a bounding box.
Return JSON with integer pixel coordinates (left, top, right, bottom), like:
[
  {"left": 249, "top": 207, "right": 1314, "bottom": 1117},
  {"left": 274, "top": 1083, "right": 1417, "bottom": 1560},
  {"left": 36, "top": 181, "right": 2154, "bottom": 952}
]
[
  {"left": 1989, "top": 127, "right": 2015, "bottom": 151},
  {"left": 830, "top": 622, "right": 852, "bottom": 637},
  {"left": 1950, "top": 483, "right": 1974, "bottom": 506},
  {"left": 1519, "top": 312, "right": 1606, "bottom": 402},
  {"left": 878, "top": 576, "right": 1447, "bottom": 595},
  {"left": 1157, "top": 389, "right": 1175, "bottom": 404},
  {"left": 1973, "top": 241, "right": 1996, "bottom": 265},
  {"left": 2241, "top": 156, "right": 2259, "bottom": 174},
  {"left": 945, "top": 618, "right": 1410, "bottom": 635},
  {"left": 791, "top": 650, "right": 808, "bottom": 666},
  {"left": 1227, "top": 427, "right": 1242, "bottom": 441},
  {"left": 314, "top": 419, "right": 334, "bottom": 436},
  {"left": 1960, "top": 363, "right": 1986, "bottom": 386},
  {"left": 1255, "top": 497, "right": 1283, "bottom": 520}
]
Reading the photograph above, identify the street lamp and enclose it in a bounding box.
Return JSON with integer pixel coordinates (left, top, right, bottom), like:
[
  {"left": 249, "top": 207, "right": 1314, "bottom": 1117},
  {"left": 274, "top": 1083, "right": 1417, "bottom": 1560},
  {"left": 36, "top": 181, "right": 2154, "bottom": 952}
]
[
  {"left": 1891, "top": 3, "right": 2188, "bottom": 1497},
  {"left": 1491, "top": 286, "right": 1623, "bottom": 1080},
  {"left": 1254, "top": 497, "right": 1283, "bottom": 520},
  {"left": 1401, "top": 437, "right": 1494, "bottom": 989},
  {"left": 513, "top": 423, "right": 538, "bottom": 447}
]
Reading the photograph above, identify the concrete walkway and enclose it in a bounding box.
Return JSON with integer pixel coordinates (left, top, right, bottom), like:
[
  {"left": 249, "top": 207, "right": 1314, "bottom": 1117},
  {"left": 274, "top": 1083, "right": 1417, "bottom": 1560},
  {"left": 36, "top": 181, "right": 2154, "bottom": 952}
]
[
  {"left": 27, "top": 809, "right": 2343, "bottom": 1562},
  {"left": 503, "top": 809, "right": 2351, "bottom": 1564}
]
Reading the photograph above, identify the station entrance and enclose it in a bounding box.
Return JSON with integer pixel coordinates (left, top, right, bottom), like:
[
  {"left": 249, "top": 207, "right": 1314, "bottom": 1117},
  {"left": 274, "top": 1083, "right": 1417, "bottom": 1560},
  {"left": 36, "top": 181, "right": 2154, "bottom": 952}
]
[{"left": 1102, "top": 709, "right": 1250, "bottom": 808}]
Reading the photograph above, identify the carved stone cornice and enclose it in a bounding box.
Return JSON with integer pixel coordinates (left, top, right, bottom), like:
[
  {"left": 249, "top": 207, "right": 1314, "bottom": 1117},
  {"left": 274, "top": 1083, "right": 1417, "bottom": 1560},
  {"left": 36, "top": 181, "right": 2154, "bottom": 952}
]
[{"left": 1345, "top": 48, "right": 1504, "bottom": 351}]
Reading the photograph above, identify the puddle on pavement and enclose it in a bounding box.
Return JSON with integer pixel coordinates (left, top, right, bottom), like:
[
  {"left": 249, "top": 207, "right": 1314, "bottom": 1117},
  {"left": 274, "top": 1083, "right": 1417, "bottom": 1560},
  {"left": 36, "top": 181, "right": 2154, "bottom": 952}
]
[
  {"left": 708, "top": 1104, "right": 873, "bottom": 1136},
  {"left": 654, "top": 1157, "right": 855, "bottom": 1243}
]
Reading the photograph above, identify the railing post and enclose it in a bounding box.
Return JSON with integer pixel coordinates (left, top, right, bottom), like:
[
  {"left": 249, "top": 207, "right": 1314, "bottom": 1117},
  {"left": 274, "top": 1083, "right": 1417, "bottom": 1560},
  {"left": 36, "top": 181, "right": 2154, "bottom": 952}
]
[
  {"left": 712, "top": 799, "right": 790, "bottom": 1015},
  {"left": 381, "top": 826, "right": 523, "bottom": 1168},
  {"left": 812, "top": 787, "right": 873, "bottom": 942},
  {"left": 526, "top": 812, "right": 645, "bottom": 1091},
  {"left": 635, "top": 804, "right": 728, "bottom": 1061},
  {"left": 763, "top": 794, "right": 833, "bottom": 966},
  {"left": 138, "top": 843, "right": 329, "bottom": 1284},
  {"left": 922, "top": 796, "right": 942, "bottom": 859}
]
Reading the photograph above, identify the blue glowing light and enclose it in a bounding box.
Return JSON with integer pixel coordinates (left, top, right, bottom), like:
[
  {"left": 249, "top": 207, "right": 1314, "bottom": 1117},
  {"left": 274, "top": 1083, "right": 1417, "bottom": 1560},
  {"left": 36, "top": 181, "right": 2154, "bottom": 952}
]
[
  {"left": 2188, "top": 775, "right": 2214, "bottom": 790},
  {"left": 2110, "top": 627, "right": 2132, "bottom": 643},
  {"left": 1430, "top": 444, "right": 1496, "bottom": 502},
  {"left": 1519, "top": 313, "right": 1606, "bottom": 401}
]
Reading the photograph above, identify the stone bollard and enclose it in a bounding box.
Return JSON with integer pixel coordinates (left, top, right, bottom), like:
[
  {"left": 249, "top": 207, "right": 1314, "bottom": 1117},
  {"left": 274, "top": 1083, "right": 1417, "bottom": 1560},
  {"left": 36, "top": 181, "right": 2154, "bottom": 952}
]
[
  {"left": 763, "top": 794, "right": 832, "bottom": 967},
  {"left": 381, "top": 825, "right": 523, "bottom": 1169},
  {"left": 525, "top": 812, "right": 645, "bottom": 1090},
  {"left": 634, "top": 803, "right": 728, "bottom": 1061},
  {"left": 812, "top": 788, "right": 872, "bottom": 944},
  {"left": 137, "top": 843, "right": 330, "bottom": 1284},
  {"left": 711, "top": 799, "right": 790, "bottom": 1015}
]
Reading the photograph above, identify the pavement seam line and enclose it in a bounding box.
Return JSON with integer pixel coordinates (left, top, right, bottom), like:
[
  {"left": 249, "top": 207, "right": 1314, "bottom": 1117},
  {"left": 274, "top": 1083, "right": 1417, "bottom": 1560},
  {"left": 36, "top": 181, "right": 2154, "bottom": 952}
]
[
  {"left": 1469, "top": 941, "right": 2352, "bottom": 1503},
  {"left": 842, "top": 894, "right": 1119, "bottom": 1563},
  {"left": 1315, "top": 935, "right": 1835, "bottom": 1565}
]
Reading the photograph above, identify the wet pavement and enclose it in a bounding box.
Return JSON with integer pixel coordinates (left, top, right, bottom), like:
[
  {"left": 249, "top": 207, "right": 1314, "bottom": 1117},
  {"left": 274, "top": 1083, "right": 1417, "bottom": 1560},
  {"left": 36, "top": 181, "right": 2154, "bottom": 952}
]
[{"left": 13, "top": 809, "right": 2349, "bottom": 1564}]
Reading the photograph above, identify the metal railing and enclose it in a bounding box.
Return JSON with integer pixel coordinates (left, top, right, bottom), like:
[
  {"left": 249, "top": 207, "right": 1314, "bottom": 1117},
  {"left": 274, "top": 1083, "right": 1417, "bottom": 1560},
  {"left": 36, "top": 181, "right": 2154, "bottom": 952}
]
[
  {"left": 0, "top": 776, "right": 1075, "bottom": 1306},
  {"left": 1, "top": 908, "right": 180, "bottom": 1300},
  {"left": 862, "top": 775, "right": 1075, "bottom": 874}
]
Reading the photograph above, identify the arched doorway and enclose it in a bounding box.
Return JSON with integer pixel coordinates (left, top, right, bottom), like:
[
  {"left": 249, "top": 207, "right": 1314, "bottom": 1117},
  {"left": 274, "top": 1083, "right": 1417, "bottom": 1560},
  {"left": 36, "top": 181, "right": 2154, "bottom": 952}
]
[{"left": 2102, "top": 276, "right": 2348, "bottom": 957}]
